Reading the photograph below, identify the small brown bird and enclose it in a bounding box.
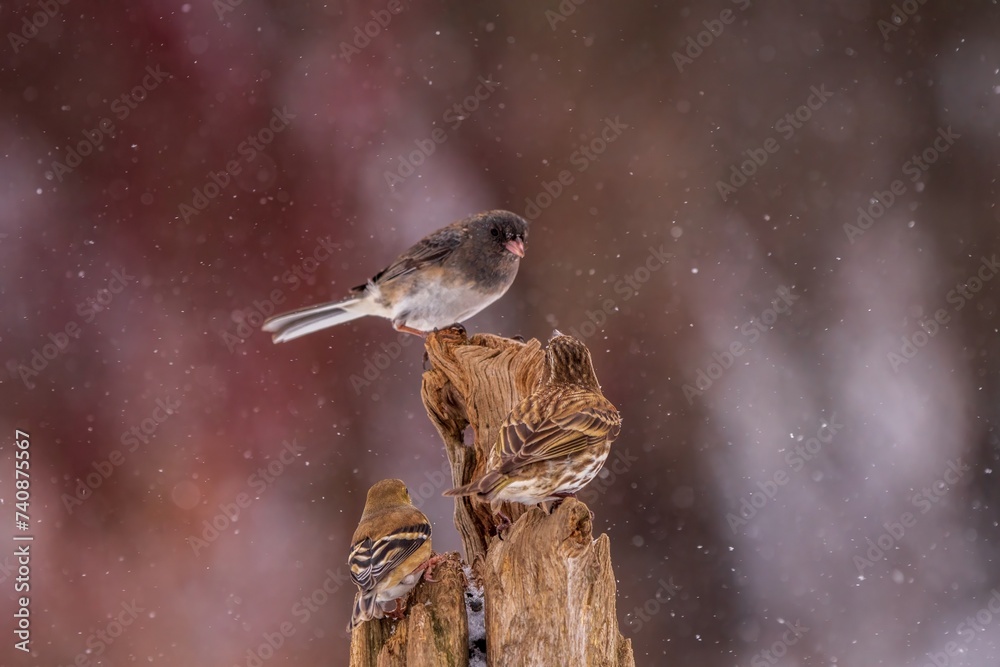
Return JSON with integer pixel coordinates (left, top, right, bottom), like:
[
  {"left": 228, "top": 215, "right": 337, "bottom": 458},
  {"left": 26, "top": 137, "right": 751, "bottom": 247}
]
[
  {"left": 348, "top": 479, "right": 441, "bottom": 631},
  {"left": 444, "top": 332, "right": 621, "bottom": 513},
  {"left": 262, "top": 210, "right": 528, "bottom": 342}
]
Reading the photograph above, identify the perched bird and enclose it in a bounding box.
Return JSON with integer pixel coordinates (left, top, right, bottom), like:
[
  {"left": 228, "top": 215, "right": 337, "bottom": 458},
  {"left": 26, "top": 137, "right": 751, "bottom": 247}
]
[
  {"left": 262, "top": 210, "right": 528, "bottom": 342},
  {"left": 444, "top": 332, "right": 621, "bottom": 514},
  {"left": 348, "top": 479, "right": 441, "bottom": 631}
]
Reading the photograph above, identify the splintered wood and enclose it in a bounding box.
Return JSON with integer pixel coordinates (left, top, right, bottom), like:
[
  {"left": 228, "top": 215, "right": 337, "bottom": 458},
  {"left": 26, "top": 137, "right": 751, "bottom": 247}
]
[
  {"left": 422, "top": 328, "right": 547, "bottom": 561},
  {"left": 350, "top": 327, "right": 634, "bottom": 666},
  {"left": 485, "top": 499, "right": 634, "bottom": 667}
]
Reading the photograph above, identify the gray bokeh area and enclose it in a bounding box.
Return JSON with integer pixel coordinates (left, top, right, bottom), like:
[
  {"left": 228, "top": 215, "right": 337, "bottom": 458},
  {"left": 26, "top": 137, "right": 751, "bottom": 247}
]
[{"left": 2, "top": 2, "right": 999, "bottom": 665}]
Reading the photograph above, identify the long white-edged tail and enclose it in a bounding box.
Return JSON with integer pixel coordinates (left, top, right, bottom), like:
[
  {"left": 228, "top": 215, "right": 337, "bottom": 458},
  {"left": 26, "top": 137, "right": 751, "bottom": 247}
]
[{"left": 262, "top": 297, "right": 376, "bottom": 343}]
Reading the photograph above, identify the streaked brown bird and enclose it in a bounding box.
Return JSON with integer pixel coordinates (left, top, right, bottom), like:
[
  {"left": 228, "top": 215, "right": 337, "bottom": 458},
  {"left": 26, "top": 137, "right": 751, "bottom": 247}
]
[
  {"left": 262, "top": 210, "right": 528, "bottom": 342},
  {"left": 348, "top": 479, "right": 441, "bottom": 631},
  {"left": 444, "top": 332, "right": 622, "bottom": 514}
]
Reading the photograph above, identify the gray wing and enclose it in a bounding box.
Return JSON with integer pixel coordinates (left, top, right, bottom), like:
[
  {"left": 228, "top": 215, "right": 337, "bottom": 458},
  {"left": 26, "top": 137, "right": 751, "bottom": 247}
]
[{"left": 352, "top": 223, "right": 466, "bottom": 292}]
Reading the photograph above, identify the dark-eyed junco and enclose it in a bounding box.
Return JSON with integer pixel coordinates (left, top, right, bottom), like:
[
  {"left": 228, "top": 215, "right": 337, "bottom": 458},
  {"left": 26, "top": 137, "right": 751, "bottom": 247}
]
[
  {"left": 444, "top": 333, "right": 621, "bottom": 514},
  {"left": 348, "top": 479, "right": 442, "bottom": 631},
  {"left": 262, "top": 210, "right": 528, "bottom": 342}
]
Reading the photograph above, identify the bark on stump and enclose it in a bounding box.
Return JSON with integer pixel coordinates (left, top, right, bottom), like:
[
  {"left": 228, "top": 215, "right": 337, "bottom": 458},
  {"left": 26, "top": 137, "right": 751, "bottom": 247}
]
[
  {"left": 349, "top": 552, "right": 468, "bottom": 667},
  {"left": 349, "top": 327, "right": 634, "bottom": 666}
]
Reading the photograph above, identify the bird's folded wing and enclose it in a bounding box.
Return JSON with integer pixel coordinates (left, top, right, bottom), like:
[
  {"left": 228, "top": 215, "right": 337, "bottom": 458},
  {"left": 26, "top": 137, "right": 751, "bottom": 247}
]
[
  {"left": 500, "top": 400, "right": 621, "bottom": 468},
  {"left": 348, "top": 522, "right": 432, "bottom": 592},
  {"left": 354, "top": 224, "right": 466, "bottom": 290}
]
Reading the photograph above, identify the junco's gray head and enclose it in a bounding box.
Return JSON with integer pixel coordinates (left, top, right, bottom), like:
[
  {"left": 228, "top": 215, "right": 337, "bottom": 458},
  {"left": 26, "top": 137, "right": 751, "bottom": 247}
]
[{"left": 468, "top": 210, "right": 528, "bottom": 259}]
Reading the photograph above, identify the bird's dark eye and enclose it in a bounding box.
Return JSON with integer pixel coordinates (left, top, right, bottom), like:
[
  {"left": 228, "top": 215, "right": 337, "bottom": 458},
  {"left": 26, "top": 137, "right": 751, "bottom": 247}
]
[{"left": 490, "top": 228, "right": 500, "bottom": 237}]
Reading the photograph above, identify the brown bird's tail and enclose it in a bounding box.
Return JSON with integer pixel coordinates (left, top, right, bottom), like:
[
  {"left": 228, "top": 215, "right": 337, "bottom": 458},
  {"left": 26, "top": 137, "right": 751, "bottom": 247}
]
[
  {"left": 442, "top": 482, "right": 478, "bottom": 497},
  {"left": 443, "top": 471, "right": 507, "bottom": 499},
  {"left": 348, "top": 590, "right": 379, "bottom": 632}
]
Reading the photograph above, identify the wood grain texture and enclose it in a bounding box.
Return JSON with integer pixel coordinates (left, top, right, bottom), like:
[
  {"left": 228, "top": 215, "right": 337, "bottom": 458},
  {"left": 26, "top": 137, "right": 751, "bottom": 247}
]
[
  {"left": 484, "top": 500, "right": 634, "bottom": 667},
  {"left": 348, "top": 552, "right": 468, "bottom": 667},
  {"left": 422, "top": 327, "right": 547, "bottom": 562}
]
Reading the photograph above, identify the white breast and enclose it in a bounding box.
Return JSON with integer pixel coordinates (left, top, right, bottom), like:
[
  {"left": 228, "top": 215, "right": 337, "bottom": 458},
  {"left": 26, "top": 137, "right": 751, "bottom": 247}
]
[{"left": 392, "top": 278, "right": 508, "bottom": 331}]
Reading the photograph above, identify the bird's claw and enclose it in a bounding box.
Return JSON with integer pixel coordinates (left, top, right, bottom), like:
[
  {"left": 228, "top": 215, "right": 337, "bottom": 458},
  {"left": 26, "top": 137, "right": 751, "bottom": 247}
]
[
  {"left": 421, "top": 554, "right": 447, "bottom": 582},
  {"left": 433, "top": 322, "right": 466, "bottom": 336},
  {"left": 385, "top": 598, "right": 407, "bottom": 620},
  {"left": 494, "top": 511, "right": 513, "bottom": 539}
]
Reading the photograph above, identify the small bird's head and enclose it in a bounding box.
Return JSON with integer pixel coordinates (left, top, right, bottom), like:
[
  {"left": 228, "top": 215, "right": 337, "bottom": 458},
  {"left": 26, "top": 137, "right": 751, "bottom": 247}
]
[
  {"left": 472, "top": 210, "right": 528, "bottom": 259},
  {"left": 542, "top": 331, "right": 600, "bottom": 390},
  {"left": 362, "top": 479, "right": 412, "bottom": 515}
]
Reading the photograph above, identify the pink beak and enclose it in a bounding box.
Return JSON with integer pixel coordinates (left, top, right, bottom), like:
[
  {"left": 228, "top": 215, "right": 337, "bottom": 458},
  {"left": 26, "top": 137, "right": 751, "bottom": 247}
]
[{"left": 505, "top": 239, "right": 525, "bottom": 258}]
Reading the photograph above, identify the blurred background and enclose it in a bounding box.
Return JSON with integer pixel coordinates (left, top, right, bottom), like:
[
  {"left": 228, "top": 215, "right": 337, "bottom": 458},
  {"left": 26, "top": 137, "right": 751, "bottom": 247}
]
[{"left": 2, "top": 1, "right": 999, "bottom": 665}]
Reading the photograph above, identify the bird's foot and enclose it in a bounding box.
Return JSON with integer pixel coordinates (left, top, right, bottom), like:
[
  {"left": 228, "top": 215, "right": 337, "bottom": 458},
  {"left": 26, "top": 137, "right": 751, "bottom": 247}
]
[
  {"left": 433, "top": 322, "right": 466, "bottom": 336},
  {"left": 545, "top": 493, "right": 577, "bottom": 515},
  {"left": 494, "top": 511, "right": 512, "bottom": 539},
  {"left": 385, "top": 598, "right": 407, "bottom": 620},
  {"left": 419, "top": 554, "right": 448, "bottom": 583}
]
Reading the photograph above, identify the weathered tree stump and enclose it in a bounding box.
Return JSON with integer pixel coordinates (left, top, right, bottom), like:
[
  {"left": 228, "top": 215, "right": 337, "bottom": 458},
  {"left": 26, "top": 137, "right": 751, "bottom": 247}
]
[
  {"left": 485, "top": 500, "right": 634, "bottom": 667},
  {"left": 349, "top": 326, "right": 634, "bottom": 666},
  {"left": 349, "top": 551, "right": 468, "bottom": 667},
  {"left": 423, "top": 328, "right": 547, "bottom": 559}
]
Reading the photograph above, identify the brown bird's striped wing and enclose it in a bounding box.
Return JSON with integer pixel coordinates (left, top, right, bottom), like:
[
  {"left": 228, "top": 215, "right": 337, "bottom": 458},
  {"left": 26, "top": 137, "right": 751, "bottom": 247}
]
[
  {"left": 498, "top": 388, "right": 621, "bottom": 472},
  {"left": 348, "top": 522, "right": 432, "bottom": 592},
  {"left": 352, "top": 222, "right": 466, "bottom": 291}
]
